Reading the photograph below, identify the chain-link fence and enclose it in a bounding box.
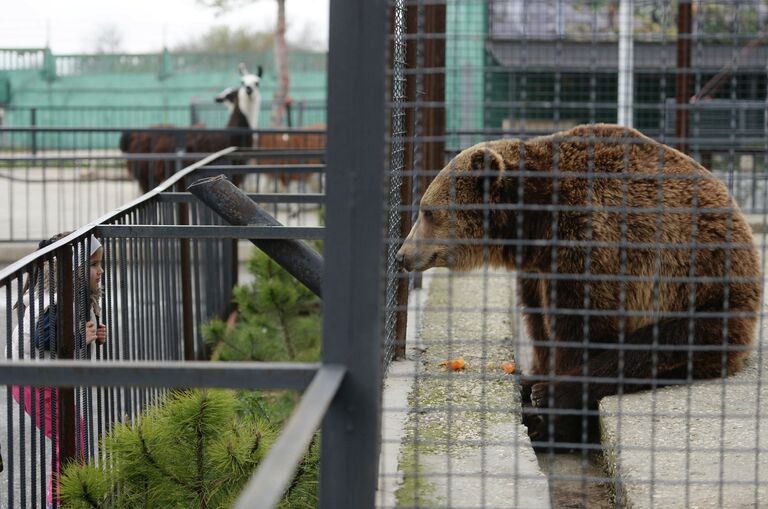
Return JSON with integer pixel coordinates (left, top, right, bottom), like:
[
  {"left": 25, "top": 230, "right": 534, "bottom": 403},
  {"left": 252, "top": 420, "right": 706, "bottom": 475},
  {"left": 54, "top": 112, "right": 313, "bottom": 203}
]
[{"left": 380, "top": 1, "right": 768, "bottom": 507}]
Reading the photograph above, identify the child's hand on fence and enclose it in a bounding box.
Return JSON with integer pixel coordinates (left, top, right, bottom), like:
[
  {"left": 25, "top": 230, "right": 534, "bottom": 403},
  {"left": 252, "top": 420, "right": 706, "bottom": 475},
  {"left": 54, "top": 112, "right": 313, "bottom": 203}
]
[
  {"left": 85, "top": 321, "right": 107, "bottom": 345},
  {"left": 97, "top": 324, "right": 107, "bottom": 344}
]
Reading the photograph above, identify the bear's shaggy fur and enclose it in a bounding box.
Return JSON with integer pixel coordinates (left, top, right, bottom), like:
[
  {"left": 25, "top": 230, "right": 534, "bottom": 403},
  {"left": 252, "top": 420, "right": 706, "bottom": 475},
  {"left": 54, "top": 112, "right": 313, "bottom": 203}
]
[{"left": 398, "top": 123, "right": 763, "bottom": 446}]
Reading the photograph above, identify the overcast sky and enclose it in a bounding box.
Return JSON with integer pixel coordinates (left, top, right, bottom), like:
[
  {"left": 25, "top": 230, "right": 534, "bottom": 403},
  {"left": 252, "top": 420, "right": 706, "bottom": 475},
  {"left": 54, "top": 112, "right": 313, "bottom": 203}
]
[{"left": 0, "top": 0, "right": 330, "bottom": 54}]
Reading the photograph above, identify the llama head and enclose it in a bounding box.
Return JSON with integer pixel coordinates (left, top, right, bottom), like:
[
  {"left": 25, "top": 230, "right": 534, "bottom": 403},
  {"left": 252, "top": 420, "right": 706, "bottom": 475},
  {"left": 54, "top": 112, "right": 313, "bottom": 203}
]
[
  {"left": 214, "top": 86, "right": 239, "bottom": 116},
  {"left": 237, "top": 63, "right": 263, "bottom": 129}
]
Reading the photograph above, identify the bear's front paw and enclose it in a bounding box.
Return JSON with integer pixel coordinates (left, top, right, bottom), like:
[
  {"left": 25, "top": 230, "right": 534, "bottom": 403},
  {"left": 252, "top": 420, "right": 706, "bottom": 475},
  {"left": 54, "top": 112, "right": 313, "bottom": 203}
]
[
  {"left": 530, "top": 382, "right": 548, "bottom": 408},
  {"left": 530, "top": 382, "right": 579, "bottom": 409},
  {"left": 519, "top": 376, "right": 534, "bottom": 404}
]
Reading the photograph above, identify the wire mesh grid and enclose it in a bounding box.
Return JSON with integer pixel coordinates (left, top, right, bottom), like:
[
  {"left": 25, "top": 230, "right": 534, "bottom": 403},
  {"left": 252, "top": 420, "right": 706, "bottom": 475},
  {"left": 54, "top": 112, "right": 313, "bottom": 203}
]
[
  {"left": 384, "top": 0, "right": 410, "bottom": 368},
  {"left": 380, "top": 1, "right": 768, "bottom": 507}
]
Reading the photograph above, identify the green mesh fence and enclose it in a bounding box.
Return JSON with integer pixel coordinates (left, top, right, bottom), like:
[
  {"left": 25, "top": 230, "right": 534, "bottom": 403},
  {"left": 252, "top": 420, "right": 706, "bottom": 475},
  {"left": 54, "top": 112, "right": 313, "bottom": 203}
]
[{"left": 0, "top": 48, "right": 327, "bottom": 148}]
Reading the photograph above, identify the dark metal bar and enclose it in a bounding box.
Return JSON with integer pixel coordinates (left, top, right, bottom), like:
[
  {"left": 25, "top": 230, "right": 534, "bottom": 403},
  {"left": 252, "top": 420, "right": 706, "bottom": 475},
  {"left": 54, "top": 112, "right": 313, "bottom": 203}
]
[
  {"left": 30, "top": 108, "right": 37, "bottom": 155},
  {"left": 179, "top": 200, "right": 195, "bottom": 361},
  {"left": 236, "top": 149, "right": 326, "bottom": 158},
  {"left": 0, "top": 150, "right": 324, "bottom": 162},
  {"left": 97, "top": 225, "right": 324, "bottom": 240},
  {"left": 195, "top": 164, "right": 324, "bottom": 175},
  {"left": 234, "top": 365, "right": 345, "bottom": 509},
  {"left": 676, "top": 1, "right": 693, "bottom": 154},
  {"left": 188, "top": 175, "right": 324, "bottom": 297},
  {"left": 158, "top": 192, "right": 325, "bottom": 204},
  {"left": 321, "top": 0, "right": 387, "bottom": 507},
  {"left": 56, "top": 243, "right": 77, "bottom": 467},
  {"left": 0, "top": 126, "right": 326, "bottom": 135},
  {"left": 0, "top": 361, "right": 321, "bottom": 390}
]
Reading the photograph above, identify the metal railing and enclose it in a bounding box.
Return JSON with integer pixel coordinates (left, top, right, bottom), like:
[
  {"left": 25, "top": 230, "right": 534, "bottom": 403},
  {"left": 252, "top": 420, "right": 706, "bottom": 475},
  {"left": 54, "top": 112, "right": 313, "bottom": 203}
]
[
  {"left": 0, "top": 143, "right": 335, "bottom": 507},
  {"left": 0, "top": 102, "right": 327, "bottom": 139},
  {"left": 0, "top": 125, "right": 327, "bottom": 242},
  {"left": 0, "top": 3, "right": 382, "bottom": 499}
]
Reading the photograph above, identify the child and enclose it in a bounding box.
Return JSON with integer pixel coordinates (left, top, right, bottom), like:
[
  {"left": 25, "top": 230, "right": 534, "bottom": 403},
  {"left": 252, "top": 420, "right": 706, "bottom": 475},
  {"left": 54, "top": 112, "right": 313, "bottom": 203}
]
[{"left": 11, "top": 232, "right": 107, "bottom": 507}]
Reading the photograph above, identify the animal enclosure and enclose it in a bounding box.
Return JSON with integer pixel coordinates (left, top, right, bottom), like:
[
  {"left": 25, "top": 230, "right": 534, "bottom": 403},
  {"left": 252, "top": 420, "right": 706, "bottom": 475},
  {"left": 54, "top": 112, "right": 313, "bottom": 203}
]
[
  {"left": 380, "top": 1, "right": 768, "bottom": 507},
  {"left": 2, "top": 0, "right": 768, "bottom": 507}
]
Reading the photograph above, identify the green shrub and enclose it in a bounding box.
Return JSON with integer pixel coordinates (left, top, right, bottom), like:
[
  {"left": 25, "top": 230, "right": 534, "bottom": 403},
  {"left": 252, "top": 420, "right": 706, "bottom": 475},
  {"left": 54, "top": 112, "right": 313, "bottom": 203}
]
[
  {"left": 204, "top": 249, "right": 321, "bottom": 362},
  {"left": 61, "top": 389, "right": 319, "bottom": 509}
]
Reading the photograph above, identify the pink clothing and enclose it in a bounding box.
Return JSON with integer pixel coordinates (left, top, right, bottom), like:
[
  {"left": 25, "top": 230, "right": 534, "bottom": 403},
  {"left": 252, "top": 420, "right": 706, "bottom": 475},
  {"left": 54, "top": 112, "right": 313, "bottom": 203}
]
[
  {"left": 12, "top": 385, "right": 86, "bottom": 504},
  {"left": 12, "top": 386, "right": 55, "bottom": 438}
]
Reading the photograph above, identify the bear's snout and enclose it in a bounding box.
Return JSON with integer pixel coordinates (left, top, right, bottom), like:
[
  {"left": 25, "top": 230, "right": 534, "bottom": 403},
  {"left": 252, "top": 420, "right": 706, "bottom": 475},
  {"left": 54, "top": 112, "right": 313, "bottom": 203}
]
[{"left": 396, "top": 244, "right": 413, "bottom": 271}]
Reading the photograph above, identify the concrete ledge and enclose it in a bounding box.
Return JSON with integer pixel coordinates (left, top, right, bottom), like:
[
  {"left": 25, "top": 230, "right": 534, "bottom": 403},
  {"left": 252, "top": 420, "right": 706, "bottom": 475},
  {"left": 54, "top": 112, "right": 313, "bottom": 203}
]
[
  {"left": 599, "top": 330, "right": 768, "bottom": 508},
  {"left": 0, "top": 243, "right": 37, "bottom": 264},
  {"left": 382, "top": 269, "right": 550, "bottom": 508},
  {"left": 745, "top": 214, "right": 768, "bottom": 234}
]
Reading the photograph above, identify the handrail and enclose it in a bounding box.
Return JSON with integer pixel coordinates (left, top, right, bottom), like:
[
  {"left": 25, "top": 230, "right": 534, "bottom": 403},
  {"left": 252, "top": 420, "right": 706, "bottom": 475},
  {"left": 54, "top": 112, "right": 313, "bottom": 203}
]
[
  {"left": 0, "top": 360, "right": 321, "bottom": 390},
  {"left": 0, "top": 146, "right": 235, "bottom": 281}
]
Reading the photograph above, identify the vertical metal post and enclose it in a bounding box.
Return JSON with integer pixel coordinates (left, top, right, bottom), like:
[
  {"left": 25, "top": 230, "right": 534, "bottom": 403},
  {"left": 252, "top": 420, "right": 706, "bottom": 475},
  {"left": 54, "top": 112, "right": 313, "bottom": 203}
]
[
  {"left": 618, "top": 0, "right": 634, "bottom": 127},
  {"left": 178, "top": 195, "right": 195, "bottom": 361},
  {"left": 30, "top": 108, "right": 37, "bottom": 155},
  {"left": 394, "top": 2, "right": 446, "bottom": 356},
  {"left": 676, "top": 1, "right": 693, "bottom": 153},
  {"left": 172, "top": 134, "right": 196, "bottom": 360},
  {"left": 190, "top": 101, "right": 199, "bottom": 125},
  {"left": 321, "top": 0, "right": 387, "bottom": 507},
  {"left": 56, "top": 244, "right": 76, "bottom": 469}
]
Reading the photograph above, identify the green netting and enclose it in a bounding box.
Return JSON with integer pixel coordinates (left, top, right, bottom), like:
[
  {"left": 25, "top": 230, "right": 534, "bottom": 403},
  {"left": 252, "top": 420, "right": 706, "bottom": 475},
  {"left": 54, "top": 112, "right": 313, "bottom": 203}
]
[{"left": 0, "top": 48, "right": 327, "bottom": 133}]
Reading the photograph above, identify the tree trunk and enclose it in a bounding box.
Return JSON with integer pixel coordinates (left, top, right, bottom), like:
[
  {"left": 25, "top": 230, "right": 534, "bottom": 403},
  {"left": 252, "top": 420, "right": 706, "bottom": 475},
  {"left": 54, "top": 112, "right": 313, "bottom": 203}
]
[{"left": 271, "top": 0, "right": 290, "bottom": 128}]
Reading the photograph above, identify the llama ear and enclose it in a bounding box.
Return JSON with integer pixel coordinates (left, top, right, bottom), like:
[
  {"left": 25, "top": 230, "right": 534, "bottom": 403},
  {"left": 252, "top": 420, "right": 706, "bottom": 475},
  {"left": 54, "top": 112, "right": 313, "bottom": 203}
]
[
  {"left": 215, "top": 87, "right": 237, "bottom": 103},
  {"left": 239, "top": 62, "right": 248, "bottom": 76},
  {"left": 257, "top": 65, "right": 263, "bottom": 78}
]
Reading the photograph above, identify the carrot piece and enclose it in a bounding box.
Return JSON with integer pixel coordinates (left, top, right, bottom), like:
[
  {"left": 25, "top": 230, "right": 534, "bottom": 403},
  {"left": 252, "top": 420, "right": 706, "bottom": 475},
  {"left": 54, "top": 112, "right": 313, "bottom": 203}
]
[
  {"left": 439, "top": 357, "right": 466, "bottom": 371},
  {"left": 500, "top": 361, "right": 517, "bottom": 374}
]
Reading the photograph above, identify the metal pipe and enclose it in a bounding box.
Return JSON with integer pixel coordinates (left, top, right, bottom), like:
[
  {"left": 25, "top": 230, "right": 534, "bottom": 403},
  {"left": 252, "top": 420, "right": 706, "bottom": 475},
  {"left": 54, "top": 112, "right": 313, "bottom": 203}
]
[
  {"left": 188, "top": 175, "right": 323, "bottom": 297},
  {"left": 56, "top": 243, "right": 76, "bottom": 466},
  {"left": 676, "top": 1, "right": 693, "bottom": 153},
  {"left": 618, "top": 0, "right": 634, "bottom": 127}
]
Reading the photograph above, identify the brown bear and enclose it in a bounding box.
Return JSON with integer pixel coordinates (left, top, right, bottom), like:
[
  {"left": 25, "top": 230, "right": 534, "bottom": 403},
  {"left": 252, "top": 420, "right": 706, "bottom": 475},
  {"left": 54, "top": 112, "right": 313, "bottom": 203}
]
[{"left": 397, "top": 123, "right": 763, "bottom": 448}]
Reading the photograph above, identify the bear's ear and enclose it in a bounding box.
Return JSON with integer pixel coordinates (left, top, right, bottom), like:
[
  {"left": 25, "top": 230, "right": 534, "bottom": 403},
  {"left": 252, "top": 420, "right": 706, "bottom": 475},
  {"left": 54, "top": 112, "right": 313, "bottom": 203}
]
[
  {"left": 469, "top": 147, "right": 505, "bottom": 174},
  {"left": 468, "top": 147, "right": 509, "bottom": 202}
]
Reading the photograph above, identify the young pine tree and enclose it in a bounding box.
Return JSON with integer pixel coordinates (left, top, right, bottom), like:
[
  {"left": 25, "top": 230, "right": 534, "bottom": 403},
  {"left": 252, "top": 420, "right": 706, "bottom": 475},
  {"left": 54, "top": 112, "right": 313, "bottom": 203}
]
[
  {"left": 204, "top": 249, "right": 321, "bottom": 362},
  {"left": 60, "top": 389, "right": 318, "bottom": 509}
]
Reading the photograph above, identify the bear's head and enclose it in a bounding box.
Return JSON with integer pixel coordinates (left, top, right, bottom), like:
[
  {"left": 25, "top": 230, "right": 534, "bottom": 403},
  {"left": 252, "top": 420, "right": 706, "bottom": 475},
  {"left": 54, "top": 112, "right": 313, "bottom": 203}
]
[{"left": 397, "top": 144, "right": 515, "bottom": 272}]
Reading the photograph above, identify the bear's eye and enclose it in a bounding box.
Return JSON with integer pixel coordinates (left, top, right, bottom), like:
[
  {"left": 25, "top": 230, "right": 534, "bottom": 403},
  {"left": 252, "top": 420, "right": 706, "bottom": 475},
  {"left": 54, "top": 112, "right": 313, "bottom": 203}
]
[{"left": 422, "top": 209, "right": 433, "bottom": 221}]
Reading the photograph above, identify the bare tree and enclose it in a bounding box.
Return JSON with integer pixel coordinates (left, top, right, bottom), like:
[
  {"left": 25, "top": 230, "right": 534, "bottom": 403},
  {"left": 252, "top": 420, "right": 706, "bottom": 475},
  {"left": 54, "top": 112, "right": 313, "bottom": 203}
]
[
  {"left": 199, "top": 0, "right": 290, "bottom": 128},
  {"left": 174, "top": 26, "right": 273, "bottom": 53},
  {"left": 90, "top": 24, "right": 124, "bottom": 54},
  {"left": 270, "top": 0, "right": 289, "bottom": 128}
]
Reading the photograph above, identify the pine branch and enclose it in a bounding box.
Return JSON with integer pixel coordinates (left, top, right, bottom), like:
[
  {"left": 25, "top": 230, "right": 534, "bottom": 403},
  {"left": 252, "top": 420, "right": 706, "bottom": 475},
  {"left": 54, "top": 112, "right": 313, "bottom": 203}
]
[
  {"left": 276, "top": 306, "right": 297, "bottom": 360},
  {"left": 250, "top": 431, "right": 262, "bottom": 457},
  {"left": 263, "top": 259, "right": 297, "bottom": 360},
  {"left": 282, "top": 434, "right": 316, "bottom": 502},
  {"left": 79, "top": 476, "right": 102, "bottom": 509},
  {"left": 137, "top": 424, "right": 190, "bottom": 489},
  {"left": 195, "top": 392, "right": 208, "bottom": 509}
]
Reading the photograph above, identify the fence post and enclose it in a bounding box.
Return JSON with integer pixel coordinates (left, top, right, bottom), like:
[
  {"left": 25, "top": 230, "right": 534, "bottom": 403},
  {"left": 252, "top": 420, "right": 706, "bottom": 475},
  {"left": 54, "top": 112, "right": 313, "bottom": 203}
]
[
  {"left": 676, "top": 1, "right": 693, "bottom": 154},
  {"left": 321, "top": 0, "right": 387, "bottom": 507},
  {"left": 173, "top": 135, "right": 196, "bottom": 360},
  {"left": 190, "top": 102, "right": 199, "bottom": 125},
  {"left": 30, "top": 108, "right": 37, "bottom": 155},
  {"left": 56, "top": 243, "right": 77, "bottom": 479}
]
